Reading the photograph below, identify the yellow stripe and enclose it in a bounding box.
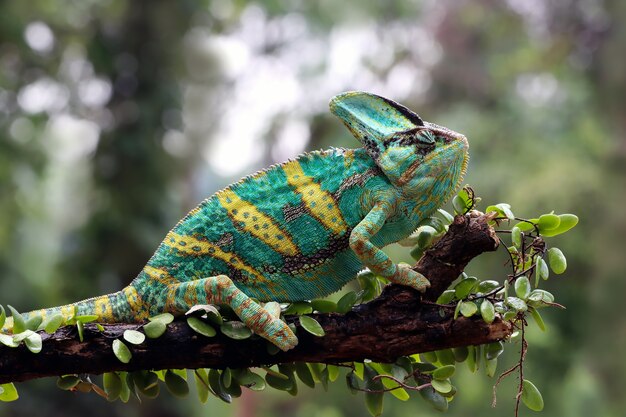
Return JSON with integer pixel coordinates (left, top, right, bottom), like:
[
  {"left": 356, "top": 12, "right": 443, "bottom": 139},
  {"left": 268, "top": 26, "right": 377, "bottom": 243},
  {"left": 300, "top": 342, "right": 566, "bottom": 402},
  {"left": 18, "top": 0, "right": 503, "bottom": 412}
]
[
  {"left": 164, "top": 231, "right": 268, "bottom": 284},
  {"left": 123, "top": 286, "right": 149, "bottom": 320},
  {"left": 61, "top": 305, "right": 75, "bottom": 320},
  {"left": 217, "top": 189, "right": 298, "bottom": 256},
  {"left": 143, "top": 265, "right": 179, "bottom": 286},
  {"left": 283, "top": 160, "right": 348, "bottom": 235},
  {"left": 94, "top": 296, "right": 113, "bottom": 320}
]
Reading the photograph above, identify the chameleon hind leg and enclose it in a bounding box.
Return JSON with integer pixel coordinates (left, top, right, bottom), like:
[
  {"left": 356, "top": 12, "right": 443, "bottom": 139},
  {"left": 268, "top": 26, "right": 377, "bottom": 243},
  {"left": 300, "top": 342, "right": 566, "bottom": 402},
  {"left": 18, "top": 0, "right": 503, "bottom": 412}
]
[
  {"left": 350, "top": 200, "right": 430, "bottom": 292},
  {"left": 168, "top": 275, "right": 298, "bottom": 351}
]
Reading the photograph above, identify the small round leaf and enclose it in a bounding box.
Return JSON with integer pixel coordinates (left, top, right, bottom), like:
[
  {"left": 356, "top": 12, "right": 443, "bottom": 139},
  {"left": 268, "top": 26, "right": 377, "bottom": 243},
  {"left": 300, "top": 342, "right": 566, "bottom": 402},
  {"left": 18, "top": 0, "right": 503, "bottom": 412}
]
[
  {"left": 480, "top": 300, "right": 495, "bottom": 324},
  {"left": 123, "top": 329, "right": 146, "bottom": 345},
  {"left": 299, "top": 315, "right": 325, "bottom": 337},
  {"left": 143, "top": 320, "right": 167, "bottom": 338},
  {"left": 220, "top": 321, "right": 252, "bottom": 340},
  {"left": 522, "top": 379, "right": 544, "bottom": 411},
  {"left": 187, "top": 317, "right": 216, "bottom": 337},
  {"left": 548, "top": 248, "right": 567, "bottom": 274},
  {"left": 112, "top": 339, "right": 132, "bottom": 364},
  {"left": 165, "top": 370, "right": 189, "bottom": 398}
]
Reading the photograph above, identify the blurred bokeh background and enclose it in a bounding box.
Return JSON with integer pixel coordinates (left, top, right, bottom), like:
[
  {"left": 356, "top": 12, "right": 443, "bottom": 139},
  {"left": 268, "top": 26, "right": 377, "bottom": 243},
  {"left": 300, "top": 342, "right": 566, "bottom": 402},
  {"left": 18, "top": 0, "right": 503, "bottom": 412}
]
[{"left": 1, "top": 0, "right": 624, "bottom": 416}]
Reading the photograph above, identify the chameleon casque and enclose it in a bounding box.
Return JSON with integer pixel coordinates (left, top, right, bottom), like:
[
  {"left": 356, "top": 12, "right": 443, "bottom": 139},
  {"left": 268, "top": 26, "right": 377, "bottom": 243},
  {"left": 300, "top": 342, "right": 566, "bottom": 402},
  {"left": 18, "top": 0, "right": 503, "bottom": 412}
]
[{"left": 2, "top": 92, "right": 469, "bottom": 351}]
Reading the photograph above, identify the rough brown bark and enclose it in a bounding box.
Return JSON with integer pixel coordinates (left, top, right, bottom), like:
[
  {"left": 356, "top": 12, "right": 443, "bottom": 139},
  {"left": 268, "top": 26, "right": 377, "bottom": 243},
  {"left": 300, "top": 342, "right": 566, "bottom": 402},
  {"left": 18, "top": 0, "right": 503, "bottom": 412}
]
[{"left": 0, "top": 212, "right": 504, "bottom": 384}]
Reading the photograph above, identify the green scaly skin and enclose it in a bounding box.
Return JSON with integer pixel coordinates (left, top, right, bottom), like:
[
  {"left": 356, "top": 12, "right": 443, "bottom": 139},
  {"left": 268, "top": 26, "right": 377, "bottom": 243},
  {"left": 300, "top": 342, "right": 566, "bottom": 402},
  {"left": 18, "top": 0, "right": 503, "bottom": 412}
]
[{"left": 2, "top": 92, "right": 469, "bottom": 351}]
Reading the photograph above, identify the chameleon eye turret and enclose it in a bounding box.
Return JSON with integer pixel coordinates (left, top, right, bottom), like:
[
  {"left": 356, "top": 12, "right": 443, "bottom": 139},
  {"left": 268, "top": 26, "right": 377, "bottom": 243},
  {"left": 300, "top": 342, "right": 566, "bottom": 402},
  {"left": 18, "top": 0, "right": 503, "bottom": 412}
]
[{"left": 3, "top": 92, "right": 469, "bottom": 352}]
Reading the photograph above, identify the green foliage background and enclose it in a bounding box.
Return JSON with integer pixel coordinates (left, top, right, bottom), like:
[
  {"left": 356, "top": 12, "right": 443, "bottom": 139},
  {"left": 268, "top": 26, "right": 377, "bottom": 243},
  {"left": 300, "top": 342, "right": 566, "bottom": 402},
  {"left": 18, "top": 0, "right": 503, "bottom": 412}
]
[{"left": 0, "top": 0, "right": 624, "bottom": 416}]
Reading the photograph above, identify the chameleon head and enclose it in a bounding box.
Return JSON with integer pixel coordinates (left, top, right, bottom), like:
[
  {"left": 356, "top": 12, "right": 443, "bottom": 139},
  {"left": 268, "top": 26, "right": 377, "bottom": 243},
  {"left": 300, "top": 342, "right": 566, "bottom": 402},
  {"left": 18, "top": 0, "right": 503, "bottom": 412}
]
[{"left": 330, "top": 91, "right": 469, "bottom": 199}]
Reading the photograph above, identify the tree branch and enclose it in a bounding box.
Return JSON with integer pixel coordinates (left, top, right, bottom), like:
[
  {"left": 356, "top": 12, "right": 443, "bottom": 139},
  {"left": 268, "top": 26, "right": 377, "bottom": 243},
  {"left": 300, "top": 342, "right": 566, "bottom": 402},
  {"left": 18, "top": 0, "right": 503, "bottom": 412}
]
[{"left": 0, "top": 212, "right": 505, "bottom": 384}]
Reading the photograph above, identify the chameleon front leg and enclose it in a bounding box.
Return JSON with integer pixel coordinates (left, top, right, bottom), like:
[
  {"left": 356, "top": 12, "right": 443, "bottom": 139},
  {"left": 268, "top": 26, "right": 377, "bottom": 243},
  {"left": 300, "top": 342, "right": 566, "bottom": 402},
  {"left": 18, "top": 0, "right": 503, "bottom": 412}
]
[
  {"left": 167, "top": 275, "right": 298, "bottom": 351},
  {"left": 349, "top": 200, "right": 430, "bottom": 292}
]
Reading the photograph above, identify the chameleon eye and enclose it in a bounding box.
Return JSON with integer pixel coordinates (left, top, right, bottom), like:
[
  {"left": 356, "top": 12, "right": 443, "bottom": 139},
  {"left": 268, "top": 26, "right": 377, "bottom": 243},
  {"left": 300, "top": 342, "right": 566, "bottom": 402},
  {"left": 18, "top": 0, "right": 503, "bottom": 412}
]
[{"left": 414, "top": 130, "right": 436, "bottom": 147}]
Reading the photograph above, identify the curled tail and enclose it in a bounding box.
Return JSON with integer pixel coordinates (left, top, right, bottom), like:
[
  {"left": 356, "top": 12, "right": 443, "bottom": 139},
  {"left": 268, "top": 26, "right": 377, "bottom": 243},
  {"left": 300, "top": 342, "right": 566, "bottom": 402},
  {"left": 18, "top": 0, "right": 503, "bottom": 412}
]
[{"left": 1, "top": 286, "right": 148, "bottom": 333}]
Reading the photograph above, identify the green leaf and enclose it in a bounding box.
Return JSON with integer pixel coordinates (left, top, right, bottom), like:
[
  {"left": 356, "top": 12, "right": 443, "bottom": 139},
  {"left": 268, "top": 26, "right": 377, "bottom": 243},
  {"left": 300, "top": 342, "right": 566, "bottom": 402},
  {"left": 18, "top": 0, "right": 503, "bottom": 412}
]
[
  {"left": 485, "top": 358, "right": 498, "bottom": 377},
  {"left": 514, "top": 276, "right": 531, "bottom": 300},
  {"left": 436, "top": 349, "right": 456, "bottom": 366},
  {"left": 165, "top": 370, "right": 189, "bottom": 398},
  {"left": 8, "top": 306, "right": 26, "bottom": 334},
  {"left": 437, "top": 208, "right": 455, "bottom": 224},
  {"left": 220, "top": 321, "right": 252, "bottom": 339},
  {"left": 486, "top": 203, "right": 514, "bottom": 220},
  {"left": 436, "top": 290, "right": 456, "bottom": 305},
  {"left": 148, "top": 313, "right": 174, "bottom": 324},
  {"left": 0, "top": 305, "right": 5, "bottom": 329},
  {"left": 536, "top": 257, "right": 549, "bottom": 285},
  {"left": 454, "top": 276, "right": 478, "bottom": 299},
  {"left": 485, "top": 341, "right": 505, "bottom": 360},
  {"left": 480, "top": 300, "right": 495, "bottom": 324},
  {"left": 453, "top": 346, "right": 469, "bottom": 362},
  {"left": 431, "top": 378, "right": 452, "bottom": 394},
  {"left": 346, "top": 371, "right": 360, "bottom": 394},
  {"left": 265, "top": 372, "right": 294, "bottom": 391},
  {"left": 25, "top": 315, "right": 42, "bottom": 331},
  {"left": 112, "top": 339, "right": 132, "bottom": 363},
  {"left": 310, "top": 299, "right": 337, "bottom": 313},
  {"left": 432, "top": 365, "right": 456, "bottom": 380},
  {"left": 466, "top": 346, "right": 477, "bottom": 373},
  {"left": 233, "top": 369, "right": 266, "bottom": 391},
  {"left": 143, "top": 320, "right": 167, "bottom": 338},
  {"left": 208, "top": 369, "right": 232, "bottom": 403},
  {"left": 283, "top": 301, "right": 313, "bottom": 315},
  {"left": 409, "top": 245, "right": 424, "bottom": 261},
  {"left": 74, "top": 314, "right": 99, "bottom": 324},
  {"left": 511, "top": 226, "right": 522, "bottom": 248},
  {"left": 194, "top": 369, "right": 210, "bottom": 403},
  {"left": 43, "top": 314, "right": 64, "bottom": 334},
  {"left": 452, "top": 195, "right": 466, "bottom": 215},
  {"left": 477, "top": 280, "right": 500, "bottom": 293},
  {"left": 57, "top": 375, "right": 80, "bottom": 390},
  {"left": 187, "top": 317, "right": 216, "bottom": 337},
  {"left": 460, "top": 301, "right": 478, "bottom": 317},
  {"left": 299, "top": 315, "right": 325, "bottom": 337},
  {"left": 76, "top": 320, "right": 85, "bottom": 342},
  {"left": 419, "top": 386, "right": 448, "bottom": 411},
  {"left": 528, "top": 289, "right": 555, "bottom": 307},
  {"left": 522, "top": 379, "right": 544, "bottom": 411},
  {"left": 0, "top": 383, "right": 19, "bottom": 402},
  {"left": 327, "top": 364, "right": 340, "bottom": 382},
  {"left": 541, "top": 214, "right": 578, "bottom": 237},
  {"left": 25, "top": 332, "right": 42, "bottom": 353},
  {"left": 336, "top": 291, "right": 358, "bottom": 313},
  {"left": 103, "top": 372, "right": 122, "bottom": 401},
  {"left": 530, "top": 308, "right": 547, "bottom": 331},
  {"left": 294, "top": 362, "right": 315, "bottom": 388},
  {"left": 537, "top": 213, "right": 560, "bottom": 233},
  {"left": 548, "top": 247, "right": 567, "bottom": 274},
  {"left": 516, "top": 219, "right": 538, "bottom": 233},
  {"left": 417, "top": 226, "right": 437, "bottom": 248},
  {"left": 505, "top": 296, "right": 528, "bottom": 313},
  {"left": 364, "top": 365, "right": 384, "bottom": 417},
  {"left": 123, "top": 329, "right": 146, "bottom": 345},
  {"left": 221, "top": 368, "right": 232, "bottom": 388}
]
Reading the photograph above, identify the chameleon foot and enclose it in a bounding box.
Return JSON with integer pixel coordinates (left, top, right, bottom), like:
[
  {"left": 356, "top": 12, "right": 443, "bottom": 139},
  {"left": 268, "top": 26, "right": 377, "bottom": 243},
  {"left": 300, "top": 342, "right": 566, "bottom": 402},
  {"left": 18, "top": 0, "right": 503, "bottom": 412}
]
[
  {"left": 255, "top": 318, "right": 298, "bottom": 351},
  {"left": 390, "top": 264, "right": 431, "bottom": 292}
]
